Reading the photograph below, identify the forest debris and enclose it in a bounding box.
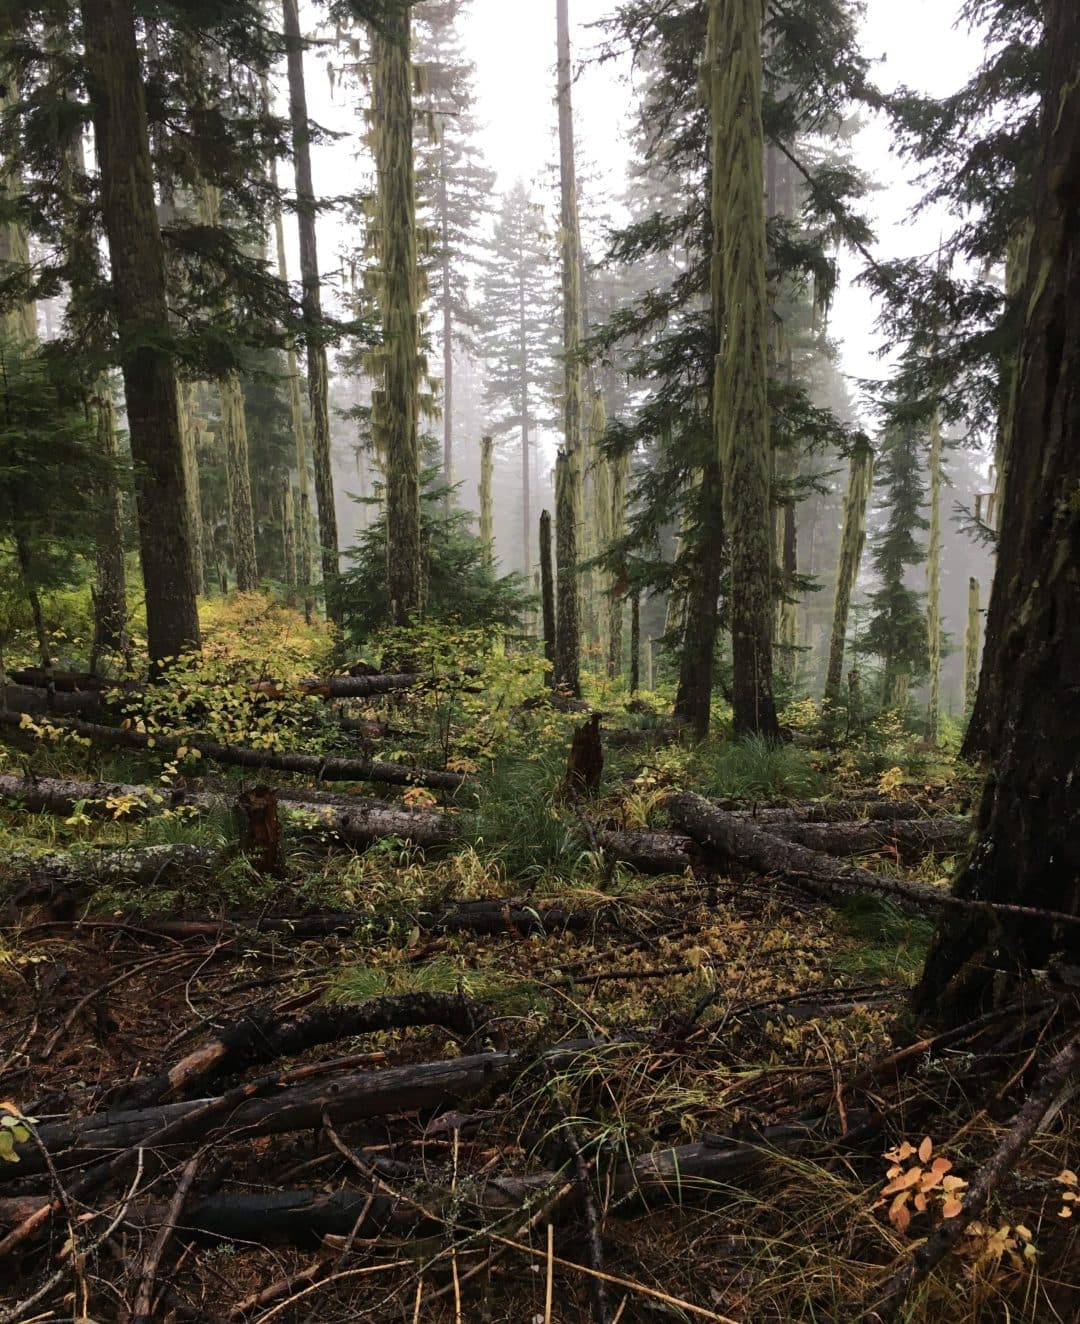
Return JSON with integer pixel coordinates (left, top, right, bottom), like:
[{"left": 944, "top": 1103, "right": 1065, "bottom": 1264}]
[
  {"left": 114, "top": 992, "right": 486, "bottom": 1110},
  {"left": 0, "top": 710, "right": 466, "bottom": 790},
  {"left": 667, "top": 792, "right": 1080, "bottom": 927},
  {"left": 562, "top": 712, "right": 604, "bottom": 798},
  {"left": 127, "top": 1152, "right": 202, "bottom": 1324},
  {"left": 865, "top": 1025, "right": 1080, "bottom": 1321}
]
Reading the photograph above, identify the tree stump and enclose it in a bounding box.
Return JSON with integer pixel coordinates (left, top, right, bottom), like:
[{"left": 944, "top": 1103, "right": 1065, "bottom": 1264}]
[
  {"left": 563, "top": 713, "right": 603, "bottom": 799},
  {"left": 236, "top": 785, "right": 286, "bottom": 878}
]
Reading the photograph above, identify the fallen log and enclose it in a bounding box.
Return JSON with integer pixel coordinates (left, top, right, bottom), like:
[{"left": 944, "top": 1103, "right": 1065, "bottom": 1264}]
[
  {"left": 0, "top": 711, "right": 465, "bottom": 791},
  {"left": 666, "top": 792, "right": 1080, "bottom": 928},
  {"left": 3, "top": 1042, "right": 617, "bottom": 1181},
  {"left": 4, "top": 843, "right": 217, "bottom": 902},
  {"left": 0, "top": 771, "right": 455, "bottom": 852},
  {"left": 0, "top": 683, "right": 109, "bottom": 718},
  {"left": 0, "top": 1120, "right": 819, "bottom": 1244},
  {"left": 764, "top": 817, "right": 969, "bottom": 861},
  {"left": 115, "top": 992, "right": 486, "bottom": 1110},
  {"left": 726, "top": 800, "right": 930, "bottom": 824}
]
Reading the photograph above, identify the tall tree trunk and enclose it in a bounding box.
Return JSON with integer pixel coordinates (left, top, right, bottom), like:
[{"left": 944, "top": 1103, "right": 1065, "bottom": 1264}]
[
  {"left": 630, "top": 593, "right": 641, "bottom": 695},
  {"left": 775, "top": 490, "right": 798, "bottom": 686},
  {"left": 608, "top": 448, "right": 629, "bottom": 680},
  {"left": 709, "top": 0, "right": 779, "bottom": 741},
  {"left": 0, "top": 79, "right": 36, "bottom": 344},
  {"left": 80, "top": 0, "right": 200, "bottom": 666},
  {"left": 479, "top": 435, "right": 494, "bottom": 566},
  {"left": 673, "top": 460, "right": 723, "bottom": 739},
  {"left": 824, "top": 439, "right": 874, "bottom": 703},
  {"left": 925, "top": 410, "right": 943, "bottom": 742},
  {"left": 282, "top": 0, "right": 339, "bottom": 620},
  {"left": 267, "top": 150, "right": 314, "bottom": 622},
  {"left": 588, "top": 390, "right": 611, "bottom": 660},
  {"left": 540, "top": 509, "right": 556, "bottom": 678},
  {"left": 963, "top": 577, "right": 980, "bottom": 710},
  {"left": 370, "top": 4, "right": 423, "bottom": 628},
  {"left": 556, "top": 0, "right": 584, "bottom": 665},
  {"left": 916, "top": 0, "right": 1080, "bottom": 1021},
  {"left": 554, "top": 451, "right": 580, "bottom": 696},
  {"left": 281, "top": 472, "right": 297, "bottom": 595},
  {"left": 192, "top": 180, "right": 259, "bottom": 593},
  {"left": 440, "top": 158, "right": 453, "bottom": 504},
  {"left": 176, "top": 380, "right": 206, "bottom": 595},
  {"left": 14, "top": 533, "right": 50, "bottom": 671},
  {"left": 519, "top": 263, "right": 531, "bottom": 578},
  {"left": 89, "top": 375, "right": 128, "bottom": 658}
]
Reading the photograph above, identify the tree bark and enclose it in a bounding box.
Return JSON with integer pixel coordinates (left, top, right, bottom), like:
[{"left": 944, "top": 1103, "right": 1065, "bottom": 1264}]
[
  {"left": 630, "top": 593, "right": 641, "bottom": 694},
  {"left": 925, "top": 410, "right": 943, "bottom": 743},
  {"left": 282, "top": 0, "right": 339, "bottom": 619},
  {"left": 556, "top": 0, "right": 585, "bottom": 630},
  {"left": 370, "top": 5, "right": 423, "bottom": 628},
  {"left": 539, "top": 509, "right": 557, "bottom": 676},
  {"left": 79, "top": 0, "right": 201, "bottom": 666},
  {"left": 916, "top": 0, "right": 1080, "bottom": 1021},
  {"left": 708, "top": 0, "right": 779, "bottom": 741},
  {"left": 673, "top": 461, "right": 723, "bottom": 738},
  {"left": 479, "top": 434, "right": 494, "bottom": 564},
  {"left": 963, "top": 576, "right": 980, "bottom": 710},
  {"left": 824, "top": 439, "right": 874, "bottom": 702},
  {"left": 554, "top": 452, "right": 581, "bottom": 695},
  {"left": 89, "top": 376, "right": 128, "bottom": 660}
]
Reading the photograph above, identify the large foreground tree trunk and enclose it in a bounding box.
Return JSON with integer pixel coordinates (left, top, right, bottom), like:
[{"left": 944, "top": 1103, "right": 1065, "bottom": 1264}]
[
  {"left": 708, "top": 0, "right": 779, "bottom": 742},
  {"left": 916, "top": 0, "right": 1080, "bottom": 1022},
  {"left": 80, "top": 0, "right": 200, "bottom": 667}
]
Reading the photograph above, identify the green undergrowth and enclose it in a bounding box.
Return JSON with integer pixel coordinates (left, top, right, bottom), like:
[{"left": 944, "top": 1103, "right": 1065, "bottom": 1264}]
[{"left": 832, "top": 895, "right": 936, "bottom": 985}]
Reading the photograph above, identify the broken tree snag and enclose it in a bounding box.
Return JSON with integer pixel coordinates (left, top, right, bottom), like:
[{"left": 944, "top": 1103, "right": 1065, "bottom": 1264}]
[
  {"left": 115, "top": 993, "right": 486, "bottom": 1110},
  {"left": 563, "top": 713, "right": 603, "bottom": 798},
  {"left": 236, "top": 785, "right": 285, "bottom": 878},
  {"left": 0, "top": 710, "right": 466, "bottom": 790}
]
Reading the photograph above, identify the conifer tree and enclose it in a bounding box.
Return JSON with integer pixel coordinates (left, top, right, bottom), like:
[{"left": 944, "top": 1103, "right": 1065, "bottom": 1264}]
[
  {"left": 554, "top": 449, "right": 580, "bottom": 695},
  {"left": 861, "top": 417, "right": 929, "bottom": 709},
  {"left": 369, "top": 1, "right": 422, "bottom": 626},
  {"left": 412, "top": 0, "right": 494, "bottom": 494},
  {"left": 283, "top": 0, "right": 340, "bottom": 618},
  {"left": 479, "top": 179, "right": 557, "bottom": 577},
  {"left": 478, "top": 433, "right": 493, "bottom": 565},
  {"left": 709, "top": 0, "right": 779, "bottom": 741},
  {"left": 80, "top": 0, "right": 200, "bottom": 664},
  {"left": 917, "top": 0, "right": 1080, "bottom": 1019},
  {"left": 925, "top": 409, "right": 944, "bottom": 741}
]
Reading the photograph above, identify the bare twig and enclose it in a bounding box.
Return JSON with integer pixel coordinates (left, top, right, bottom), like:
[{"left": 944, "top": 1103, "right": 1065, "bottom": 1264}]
[{"left": 128, "top": 1152, "right": 203, "bottom": 1324}]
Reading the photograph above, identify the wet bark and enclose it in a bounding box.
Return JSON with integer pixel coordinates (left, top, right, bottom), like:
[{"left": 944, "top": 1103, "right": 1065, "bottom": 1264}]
[
  {"left": 673, "top": 461, "right": 723, "bottom": 739},
  {"left": 80, "top": 0, "right": 200, "bottom": 666},
  {"left": 917, "top": 1, "right": 1080, "bottom": 1021},
  {"left": 554, "top": 451, "right": 581, "bottom": 696},
  {"left": 824, "top": 440, "right": 874, "bottom": 702},
  {"left": 540, "top": 510, "right": 557, "bottom": 676}
]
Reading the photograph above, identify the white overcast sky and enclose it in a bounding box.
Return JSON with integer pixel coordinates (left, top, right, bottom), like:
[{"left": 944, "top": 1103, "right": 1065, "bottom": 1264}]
[{"left": 295, "top": 0, "right": 988, "bottom": 420}]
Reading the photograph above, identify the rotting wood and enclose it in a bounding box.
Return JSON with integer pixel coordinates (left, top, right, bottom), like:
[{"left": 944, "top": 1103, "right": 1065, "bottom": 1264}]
[
  {"left": 115, "top": 992, "right": 486, "bottom": 1110},
  {"left": 235, "top": 785, "right": 286, "bottom": 878}
]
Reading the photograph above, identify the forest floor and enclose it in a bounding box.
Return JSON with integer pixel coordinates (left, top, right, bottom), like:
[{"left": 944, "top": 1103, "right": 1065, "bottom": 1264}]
[{"left": 0, "top": 601, "right": 1076, "bottom": 1324}]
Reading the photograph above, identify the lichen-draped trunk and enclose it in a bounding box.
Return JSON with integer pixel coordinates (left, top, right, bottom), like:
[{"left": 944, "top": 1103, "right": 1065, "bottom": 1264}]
[
  {"left": 539, "top": 510, "right": 556, "bottom": 676},
  {"left": 370, "top": 5, "right": 423, "bottom": 628},
  {"left": 176, "top": 380, "right": 205, "bottom": 595},
  {"left": 630, "top": 593, "right": 641, "bottom": 694},
  {"left": 709, "top": 0, "right": 779, "bottom": 742},
  {"left": 925, "top": 411, "right": 943, "bottom": 743},
  {"left": 556, "top": 0, "right": 584, "bottom": 648},
  {"left": 267, "top": 137, "right": 314, "bottom": 618},
  {"left": 608, "top": 449, "right": 629, "bottom": 679},
  {"left": 824, "top": 440, "right": 874, "bottom": 702},
  {"left": 554, "top": 452, "right": 581, "bottom": 696},
  {"left": 674, "top": 460, "right": 724, "bottom": 739},
  {"left": 90, "top": 376, "right": 128, "bottom": 656},
  {"left": 479, "top": 436, "right": 494, "bottom": 566},
  {"left": 283, "top": 0, "right": 339, "bottom": 621},
  {"left": 221, "top": 371, "right": 259, "bottom": 591},
  {"left": 916, "top": 0, "right": 1080, "bottom": 1023},
  {"left": 281, "top": 473, "right": 297, "bottom": 595},
  {"left": 963, "top": 577, "right": 980, "bottom": 710},
  {"left": 80, "top": 0, "right": 200, "bottom": 665}
]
